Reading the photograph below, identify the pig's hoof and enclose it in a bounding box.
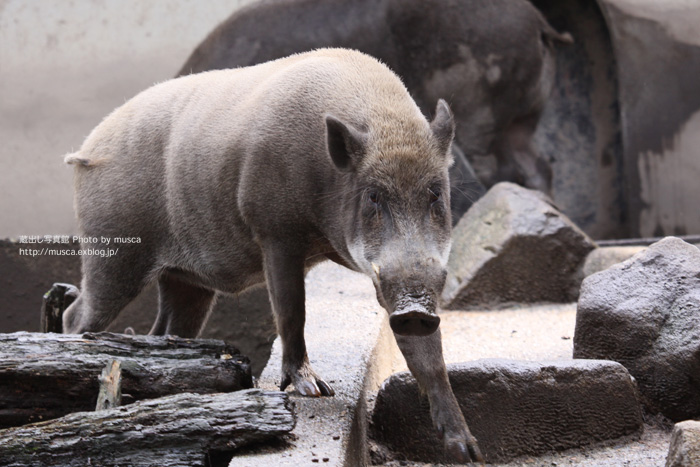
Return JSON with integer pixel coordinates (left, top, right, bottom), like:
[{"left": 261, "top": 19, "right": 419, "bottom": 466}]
[
  {"left": 296, "top": 378, "right": 335, "bottom": 397},
  {"left": 434, "top": 409, "right": 484, "bottom": 463},
  {"left": 445, "top": 435, "right": 484, "bottom": 464},
  {"left": 280, "top": 367, "right": 335, "bottom": 397}
]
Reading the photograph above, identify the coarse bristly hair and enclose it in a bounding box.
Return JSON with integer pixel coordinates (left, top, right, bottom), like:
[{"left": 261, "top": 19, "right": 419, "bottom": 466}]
[{"left": 62, "top": 47, "right": 454, "bottom": 342}]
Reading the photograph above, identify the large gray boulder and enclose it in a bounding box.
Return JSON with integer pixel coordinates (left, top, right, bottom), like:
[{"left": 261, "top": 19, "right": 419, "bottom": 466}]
[
  {"left": 667, "top": 420, "right": 700, "bottom": 467},
  {"left": 574, "top": 237, "right": 700, "bottom": 421},
  {"left": 371, "top": 359, "right": 642, "bottom": 463},
  {"left": 442, "top": 182, "right": 596, "bottom": 310}
]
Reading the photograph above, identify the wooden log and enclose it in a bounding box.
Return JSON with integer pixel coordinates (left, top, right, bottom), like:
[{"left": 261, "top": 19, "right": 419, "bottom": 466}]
[
  {"left": 0, "top": 389, "right": 295, "bottom": 467},
  {"left": 95, "top": 360, "right": 122, "bottom": 410},
  {"left": 40, "top": 283, "right": 79, "bottom": 333},
  {"left": 0, "top": 332, "right": 252, "bottom": 427}
]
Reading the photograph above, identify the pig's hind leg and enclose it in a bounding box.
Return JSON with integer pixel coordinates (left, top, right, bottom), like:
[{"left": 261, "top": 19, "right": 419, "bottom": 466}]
[
  {"left": 263, "top": 244, "right": 334, "bottom": 397},
  {"left": 62, "top": 250, "right": 151, "bottom": 334},
  {"left": 149, "top": 272, "right": 216, "bottom": 338}
]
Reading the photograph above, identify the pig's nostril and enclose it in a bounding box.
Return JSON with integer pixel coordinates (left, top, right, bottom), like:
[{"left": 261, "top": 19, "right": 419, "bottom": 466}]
[{"left": 389, "top": 310, "right": 440, "bottom": 337}]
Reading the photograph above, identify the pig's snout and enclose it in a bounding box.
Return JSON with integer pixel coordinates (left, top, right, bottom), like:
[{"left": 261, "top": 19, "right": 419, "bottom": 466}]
[
  {"left": 373, "top": 256, "right": 446, "bottom": 337},
  {"left": 389, "top": 304, "right": 440, "bottom": 336}
]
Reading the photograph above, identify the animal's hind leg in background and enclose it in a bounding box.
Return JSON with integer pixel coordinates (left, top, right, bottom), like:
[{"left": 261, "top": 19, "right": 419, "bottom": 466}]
[
  {"left": 493, "top": 113, "right": 553, "bottom": 196},
  {"left": 62, "top": 248, "right": 152, "bottom": 334},
  {"left": 150, "top": 272, "right": 216, "bottom": 338},
  {"left": 449, "top": 144, "right": 486, "bottom": 223}
]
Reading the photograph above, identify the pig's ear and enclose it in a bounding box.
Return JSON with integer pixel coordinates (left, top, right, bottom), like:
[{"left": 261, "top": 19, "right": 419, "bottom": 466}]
[
  {"left": 326, "top": 115, "right": 367, "bottom": 172},
  {"left": 430, "top": 99, "right": 455, "bottom": 156}
]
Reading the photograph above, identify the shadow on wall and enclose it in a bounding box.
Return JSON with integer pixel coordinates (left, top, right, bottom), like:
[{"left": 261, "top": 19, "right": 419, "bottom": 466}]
[
  {"left": 532, "top": 0, "right": 624, "bottom": 240},
  {"left": 534, "top": 0, "right": 700, "bottom": 239},
  {"left": 600, "top": 1, "right": 700, "bottom": 238}
]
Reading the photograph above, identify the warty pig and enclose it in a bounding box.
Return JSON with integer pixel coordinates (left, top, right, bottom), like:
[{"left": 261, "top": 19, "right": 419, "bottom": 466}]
[{"left": 64, "top": 49, "right": 482, "bottom": 462}]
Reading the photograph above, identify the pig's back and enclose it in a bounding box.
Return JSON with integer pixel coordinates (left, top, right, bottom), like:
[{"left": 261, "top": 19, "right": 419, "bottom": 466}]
[
  {"left": 164, "top": 48, "right": 423, "bottom": 237},
  {"left": 69, "top": 49, "right": 423, "bottom": 281}
]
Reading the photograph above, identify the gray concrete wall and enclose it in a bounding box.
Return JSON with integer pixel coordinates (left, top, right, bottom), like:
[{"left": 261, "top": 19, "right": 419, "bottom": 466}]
[
  {"left": 533, "top": 0, "right": 700, "bottom": 239},
  {"left": 533, "top": 0, "right": 624, "bottom": 239},
  {"left": 2, "top": 0, "right": 699, "bottom": 241},
  {"left": 598, "top": 0, "right": 700, "bottom": 237},
  {"left": 0, "top": 0, "right": 252, "bottom": 238}
]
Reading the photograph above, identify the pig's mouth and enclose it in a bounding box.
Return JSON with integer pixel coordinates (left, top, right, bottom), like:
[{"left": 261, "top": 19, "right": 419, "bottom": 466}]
[{"left": 389, "top": 292, "right": 440, "bottom": 336}]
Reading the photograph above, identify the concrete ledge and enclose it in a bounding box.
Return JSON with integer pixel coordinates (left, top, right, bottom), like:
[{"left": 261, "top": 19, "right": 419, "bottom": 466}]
[
  {"left": 371, "top": 359, "right": 643, "bottom": 463},
  {"left": 229, "top": 262, "right": 392, "bottom": 466}
]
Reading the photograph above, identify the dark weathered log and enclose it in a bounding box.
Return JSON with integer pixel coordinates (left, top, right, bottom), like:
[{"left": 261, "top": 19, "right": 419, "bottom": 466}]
[
  {"left": 96, "top": 360, "right": 122, "bottom": 410},
  {"left": 0, "top": 389, "right": 294, "bottom": 467},
  {"left": 40, "top": 283, "right": 78, "bottom": 333},
  {"left": 0, "top": 332, "right": 252, "bottom": 427}
]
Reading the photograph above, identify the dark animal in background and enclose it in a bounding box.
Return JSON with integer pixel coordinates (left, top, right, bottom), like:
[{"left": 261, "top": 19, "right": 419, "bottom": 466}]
[
  {"left": 178, "top": 0, "right": 572, "bottom": 222},
  {"left": 63, "top": 49, "right": 483, "bottom": 462}
]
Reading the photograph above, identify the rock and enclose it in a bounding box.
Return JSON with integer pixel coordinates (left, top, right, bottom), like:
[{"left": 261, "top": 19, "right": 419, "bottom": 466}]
[
  {"left": 441, "top": 182, "right": 596, "bottom": 310},
  {"left": 212, "top": 288, "right": 276, "bottom": 376},
  {"left": 371, "top": 359, "right": 642, "bottom": 463},
  {"left": 574, "top": 237, "right": 700, "bottom": 421},
  {"left": 582, "top": 245, "right": 646, "bottom": 277},
  {"left": 667, "top": 420, "right": 700, "bottom": 467}
]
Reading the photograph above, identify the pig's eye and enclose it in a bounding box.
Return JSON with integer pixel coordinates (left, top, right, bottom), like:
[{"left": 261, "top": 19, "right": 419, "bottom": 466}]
[
  {"left": 428, "top": 187, "right": 441, "bottom": 204},
  {"left": 368, "top": 191, "right": 380, "bottom": 206}
]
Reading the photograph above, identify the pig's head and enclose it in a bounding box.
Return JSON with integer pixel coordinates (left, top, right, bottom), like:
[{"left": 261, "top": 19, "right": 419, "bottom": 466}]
[{"left": 325, "top": 100, "right": 454, "bottom": 337}]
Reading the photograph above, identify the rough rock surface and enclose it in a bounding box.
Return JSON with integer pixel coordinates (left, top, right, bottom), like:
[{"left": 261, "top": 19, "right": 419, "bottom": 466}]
[
  {"left": 442, "top": 183, "right": 596, "bottom": 309},
  {"left": 574, "top": 237, "right": 700, "bottom": 421},
  {"left": 371, "top": 359, "right": 643, "bottom": 463},
  {"left": 667, "top": 420, "right": 700, "bottom": 467}
]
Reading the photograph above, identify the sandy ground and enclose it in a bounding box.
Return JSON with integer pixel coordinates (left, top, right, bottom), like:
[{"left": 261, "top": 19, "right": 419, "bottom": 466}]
[
  {"left": 440, "top": 305, "right": 578, "bottom": 363},
  {"left": 382, "top": 303, "right": 673, "bottom": 467}
]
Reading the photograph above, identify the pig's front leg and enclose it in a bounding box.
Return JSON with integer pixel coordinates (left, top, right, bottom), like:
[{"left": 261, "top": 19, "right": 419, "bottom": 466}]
[
  {"left": 263, "top": 244, "right": 334, "bottom": 397},
  {"left": 395, "top": 329, "right": 483, "bottom": 463}
]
